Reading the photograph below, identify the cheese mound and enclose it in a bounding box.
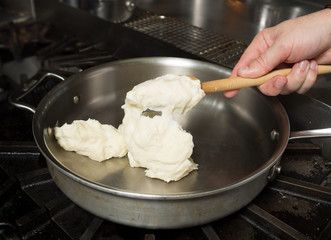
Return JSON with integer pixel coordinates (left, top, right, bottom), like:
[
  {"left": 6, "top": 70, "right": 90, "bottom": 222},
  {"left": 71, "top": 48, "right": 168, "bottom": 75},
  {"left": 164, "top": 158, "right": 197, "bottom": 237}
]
[
  {"left": 119, "top": 74, "right": 205, "bottom": 182},
  {"left": 54, "top": 119, "right": 127, "bottom": 161},
  {"left": 125, "top": 74, "right": 205, "bottom": 115},
  {"left": 54, "top": 74, "right": 205, "bottom": 182}
]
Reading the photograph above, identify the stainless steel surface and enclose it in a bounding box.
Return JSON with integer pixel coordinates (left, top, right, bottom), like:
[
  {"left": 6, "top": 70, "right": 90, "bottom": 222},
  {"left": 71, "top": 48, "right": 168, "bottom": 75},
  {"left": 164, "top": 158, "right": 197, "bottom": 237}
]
[
  {"left": 31, "top": 57, "right": 290, "bottom": 228},
  {"left": 290, "top": 128, "right": 331, "bottom": 140},
  {"left": 0, "top": 0, "right": 35, "bottom": 24},
  {"left": 47, "top": 159, "right": 269, "bottom": 228},
  {"left": 136, "top": 0, "right": 327, "bottom": 45},
  {"left": 124, "top": 14, "right": 246, "bottom": 67},
  {"left": 60, "top": 0, "right": 136, "bottom": 23},
  {"left": 9, "top": 72, "right": 66, "bottom": 113}
]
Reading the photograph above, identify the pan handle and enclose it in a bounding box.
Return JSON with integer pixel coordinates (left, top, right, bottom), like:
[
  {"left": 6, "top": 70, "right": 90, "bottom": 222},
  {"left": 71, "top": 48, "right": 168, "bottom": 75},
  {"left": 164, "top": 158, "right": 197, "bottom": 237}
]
[
  {"left": 289, "top": 128, "right": 331, "bottom": 140},
  {"left": 9, "top": 72, "right": 65, "bottom": 114}
]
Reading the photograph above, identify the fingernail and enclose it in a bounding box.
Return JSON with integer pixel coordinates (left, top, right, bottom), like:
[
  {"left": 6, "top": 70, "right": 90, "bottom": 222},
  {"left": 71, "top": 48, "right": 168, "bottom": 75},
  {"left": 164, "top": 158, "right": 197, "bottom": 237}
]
[
  {"left": 238, "top": 66, "right": 249, "bottom": 73},
  {"left": 275, "top": 78, "right": 286, "bottom": 89},
  {"left": 310, "top": 61, "right": 317, "bottom": 70},
  {"left": 299, "top": 60, "right": 309, "bottom": 70}
]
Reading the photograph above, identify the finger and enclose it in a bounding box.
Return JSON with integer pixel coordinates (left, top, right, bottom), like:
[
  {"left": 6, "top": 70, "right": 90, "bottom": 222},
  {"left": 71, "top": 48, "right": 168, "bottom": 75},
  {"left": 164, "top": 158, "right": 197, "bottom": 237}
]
[
  {"left": 314, "top": 48, "right": 331, "bottom": 64},
  {"left": 296, "top": 60, "right": 318, "bottom": 94},
  {"left": 280, "top": 60, "right": 310, "bottom": 95},
  {"left": 238, "top": 40, "right": 290, "bottom": 78},
  {"left": 224, "top": 89, "right": 240, "bottom": 98},
  {"left": 231, "top": 30, "right": 274, "bottom": 77},
  {"left": 257, "top": 75, "right": 288, "bottom": 96}
]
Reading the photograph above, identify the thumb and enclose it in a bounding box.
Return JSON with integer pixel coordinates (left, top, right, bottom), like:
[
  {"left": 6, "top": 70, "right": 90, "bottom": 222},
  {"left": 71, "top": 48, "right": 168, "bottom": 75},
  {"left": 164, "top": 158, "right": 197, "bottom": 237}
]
[{"left": 238, "top": 44, "right": 286, "bottom": 78}]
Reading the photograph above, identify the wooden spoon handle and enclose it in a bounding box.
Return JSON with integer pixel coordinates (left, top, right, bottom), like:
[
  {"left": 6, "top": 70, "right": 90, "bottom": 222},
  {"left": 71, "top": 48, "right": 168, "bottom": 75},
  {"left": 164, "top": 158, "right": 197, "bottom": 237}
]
[{"left": 201, "top": 65, "right": 331, "bottom": 94}]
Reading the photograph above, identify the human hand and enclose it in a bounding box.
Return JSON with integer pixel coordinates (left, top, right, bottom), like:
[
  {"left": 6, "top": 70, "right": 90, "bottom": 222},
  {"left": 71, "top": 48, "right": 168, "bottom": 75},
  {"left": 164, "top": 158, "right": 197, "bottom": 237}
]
[{"left": 225, "top": 9, "right": 331, "bottom": 98}]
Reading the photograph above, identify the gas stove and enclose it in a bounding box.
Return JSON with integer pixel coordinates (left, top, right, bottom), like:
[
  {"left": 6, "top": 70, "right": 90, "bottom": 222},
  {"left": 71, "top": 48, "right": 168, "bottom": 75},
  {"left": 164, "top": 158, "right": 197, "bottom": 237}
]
[{"left": 0, "top": 1, "right": 330, "bottom": 239}]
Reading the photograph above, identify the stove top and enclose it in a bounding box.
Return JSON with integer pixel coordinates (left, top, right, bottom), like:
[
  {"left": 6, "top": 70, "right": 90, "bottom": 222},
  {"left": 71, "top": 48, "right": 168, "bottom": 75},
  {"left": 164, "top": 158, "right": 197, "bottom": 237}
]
[
  {"left": 0, "top": 135, "right": 330, "bottom": 239},
  {"left": 0, "top": 1, "right": 330, "bottom": 239}
]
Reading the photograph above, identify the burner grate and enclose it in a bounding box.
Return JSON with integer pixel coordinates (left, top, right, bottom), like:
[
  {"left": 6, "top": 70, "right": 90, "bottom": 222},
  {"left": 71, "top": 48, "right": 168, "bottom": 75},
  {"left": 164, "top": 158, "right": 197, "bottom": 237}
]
[
  {"left": 124, "top": 14, "right": 246, "bottom": 67},
  {"left": 1, "top": 142, "right": 330, "bottom": 239}
]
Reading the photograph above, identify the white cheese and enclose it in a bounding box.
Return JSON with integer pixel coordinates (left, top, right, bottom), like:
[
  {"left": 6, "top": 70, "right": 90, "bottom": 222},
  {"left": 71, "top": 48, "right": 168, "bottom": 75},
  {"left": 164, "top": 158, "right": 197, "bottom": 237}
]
[
  {"left": 55, "top": 74, "right": 205, "bottom": 182},
  {"left": 54, "top": 119, "right": 127, "bottom": 162},
  {"left": 119, "top": 74, "right": 204, "bottom": 182}
]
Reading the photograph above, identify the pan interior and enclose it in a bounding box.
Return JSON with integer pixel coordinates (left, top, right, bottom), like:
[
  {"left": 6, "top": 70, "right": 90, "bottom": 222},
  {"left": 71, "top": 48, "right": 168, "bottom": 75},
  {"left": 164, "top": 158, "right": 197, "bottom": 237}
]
[{"left": 38, "top": 57, "right": 287, "bottom": 196}]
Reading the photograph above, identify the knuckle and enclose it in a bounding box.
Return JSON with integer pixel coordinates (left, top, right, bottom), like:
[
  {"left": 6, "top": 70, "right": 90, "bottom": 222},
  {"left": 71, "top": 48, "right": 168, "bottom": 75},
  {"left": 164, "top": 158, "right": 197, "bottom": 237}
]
[
  {"left": 258, "top": 83, "right": 279, "bottom": 96},
  {"left": 255, "top": 55, "right": 270, "bottom": 70}
]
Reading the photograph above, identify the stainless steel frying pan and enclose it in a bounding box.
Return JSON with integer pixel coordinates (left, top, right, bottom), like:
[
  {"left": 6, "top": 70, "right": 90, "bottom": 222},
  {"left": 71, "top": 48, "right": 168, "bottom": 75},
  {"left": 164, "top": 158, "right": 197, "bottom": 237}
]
[{"left": 10, "top": 57, "right": 331, "bottom": 229}]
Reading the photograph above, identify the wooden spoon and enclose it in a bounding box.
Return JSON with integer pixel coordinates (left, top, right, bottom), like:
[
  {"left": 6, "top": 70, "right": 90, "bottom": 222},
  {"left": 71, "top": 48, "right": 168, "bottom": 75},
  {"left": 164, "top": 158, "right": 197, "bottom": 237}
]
[{"left": 199, "top": 65, "right": 331, "bottom": 94}]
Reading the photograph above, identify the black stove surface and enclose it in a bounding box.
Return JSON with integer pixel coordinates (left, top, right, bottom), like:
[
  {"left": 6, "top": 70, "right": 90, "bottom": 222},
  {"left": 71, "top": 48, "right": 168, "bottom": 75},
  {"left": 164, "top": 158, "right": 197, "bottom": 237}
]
[{"left": 0, "top": 3, "right": 331, "bottom": 240}]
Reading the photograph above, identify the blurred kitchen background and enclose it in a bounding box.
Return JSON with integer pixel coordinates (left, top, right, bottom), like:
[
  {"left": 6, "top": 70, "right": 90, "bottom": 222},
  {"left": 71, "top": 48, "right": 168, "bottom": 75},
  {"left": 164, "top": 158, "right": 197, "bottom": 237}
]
[
  {"left": 137, "top": 0, "right": 330, "bottom": 44},
  {"left": 1, "top": 0, "right": 329, "bottom": 44},
  {"left": 2, "top": 0, "right": 330, "bottom": 104}
]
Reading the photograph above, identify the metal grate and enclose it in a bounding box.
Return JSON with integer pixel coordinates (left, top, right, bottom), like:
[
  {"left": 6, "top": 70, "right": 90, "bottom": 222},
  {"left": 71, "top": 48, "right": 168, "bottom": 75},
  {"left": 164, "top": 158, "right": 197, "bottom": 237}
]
[{"left": 124, "top": 14, "right": 247, "bottom": 67}]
